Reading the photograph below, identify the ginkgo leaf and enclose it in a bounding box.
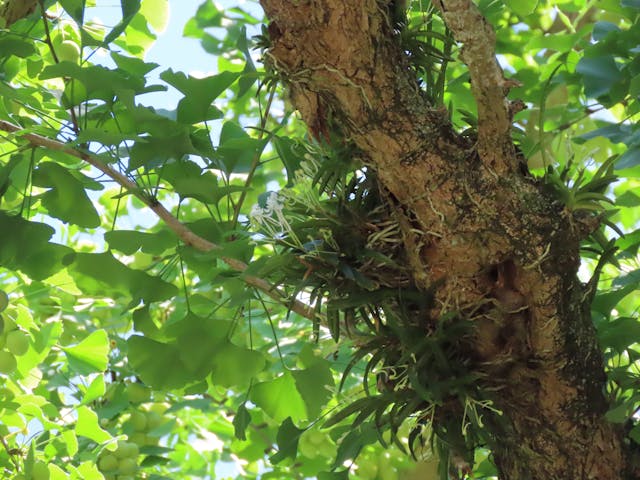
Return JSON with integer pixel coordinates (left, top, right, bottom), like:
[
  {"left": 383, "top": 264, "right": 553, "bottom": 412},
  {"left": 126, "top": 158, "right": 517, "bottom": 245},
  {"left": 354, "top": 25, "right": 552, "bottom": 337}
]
[
  {"left": 62, "top": 330, "right": 109, "bottom": 375},
  {"left": 270, "top": 417, "right": 304, "bottom": 464},
  {"left": 250, "top": 372, "right": 307, "bottom": 423},
  {"left": 75, "top": 405, "right": 112, "bottom": 444}
]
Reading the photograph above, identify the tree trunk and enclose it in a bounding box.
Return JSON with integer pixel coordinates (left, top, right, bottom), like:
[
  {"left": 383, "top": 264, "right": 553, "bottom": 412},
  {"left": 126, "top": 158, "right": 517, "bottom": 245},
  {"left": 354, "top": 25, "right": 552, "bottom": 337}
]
[
  {"left": 258, "top": 0, "right": 631, "bottom": 478},
  {"left": 0, "top": 0, "right": 37, "bottom": 27}
]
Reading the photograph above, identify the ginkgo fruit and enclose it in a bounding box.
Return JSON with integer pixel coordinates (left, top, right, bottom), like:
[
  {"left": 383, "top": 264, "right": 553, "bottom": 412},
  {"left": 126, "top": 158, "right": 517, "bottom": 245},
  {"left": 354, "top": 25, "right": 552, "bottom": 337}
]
[
  {"left": 130, "top": 410, "right": 148, "bottom": 431},
  {"left": 57, "top": 40, "right": 81, "bottom": 63},
  {"left": 357, "top": 460, "right": 379, "bottom": 480},
  {"left": 6, "top": 330, "right": 29, "bottom": 356},
  {"left": 62, "top": 80, "right": 87, "bottom": 107},
  {"left": 0, "top": 290, "right": 8, "bottom": 312},
  {"left": 98, "top": 453, "right": 118, "bottom": 472},
  {"left": 0, "top": 386, "right": 14, "bottom": 400},
  {"left": 0, "top": 350, "right": 17, "bottom": 374},
  {"left": 118, "top": 457, "right": 138, "bottom": 475},
  {"left": 126, "top": 382, "right": 151, "bottom": 404},
  {"left": 145, "top": 410, "right": 163, "bottom": 430},
  {"left": 31, "top": 461, "right": 50, "bottom": 480},
  {"left": 114, "top": 441, "right": 139, "bottom": 459},
  {"left": 2, "top": 316, "right": 16, "bottom": 334}
]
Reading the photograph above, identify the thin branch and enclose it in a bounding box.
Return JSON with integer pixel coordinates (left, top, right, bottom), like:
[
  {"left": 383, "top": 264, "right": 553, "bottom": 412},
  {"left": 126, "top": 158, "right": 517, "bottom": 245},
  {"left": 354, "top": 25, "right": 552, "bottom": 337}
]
[
  {"left": 231, "top": 82, "right": 277, "bottom": 230},
  {"left": 434, "top": 0, "right": 518, "bottom": 172},
  {"left": 0, "top": 120, "right": 317, "bottom": 321}
]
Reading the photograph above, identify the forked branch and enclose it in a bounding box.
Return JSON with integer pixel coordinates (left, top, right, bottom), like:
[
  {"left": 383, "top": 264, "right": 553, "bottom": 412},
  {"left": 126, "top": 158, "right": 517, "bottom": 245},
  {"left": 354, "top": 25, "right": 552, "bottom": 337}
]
[{"left": 434, "top": 0, "right": 519, "bottom": 173}]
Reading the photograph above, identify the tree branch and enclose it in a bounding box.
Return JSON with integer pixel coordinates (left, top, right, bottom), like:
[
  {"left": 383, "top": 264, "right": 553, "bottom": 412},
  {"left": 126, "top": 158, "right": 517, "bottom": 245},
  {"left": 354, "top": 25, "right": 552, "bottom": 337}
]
[
  {"left": 434, "top": 0, "right": 519, "bottom": 174},
  {"left": 258, "top": 1, "right": 626, "bottom": 477},
  {"left": 0, "top": 120, "right": 317, "bottom": 321}
]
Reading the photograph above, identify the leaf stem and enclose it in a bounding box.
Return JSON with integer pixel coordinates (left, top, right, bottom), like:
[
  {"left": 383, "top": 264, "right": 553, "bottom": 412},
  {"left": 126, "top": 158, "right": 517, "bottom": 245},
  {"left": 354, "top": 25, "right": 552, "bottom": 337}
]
[{"left": 231, "top": 82, "right": 277, "bottom": 230}]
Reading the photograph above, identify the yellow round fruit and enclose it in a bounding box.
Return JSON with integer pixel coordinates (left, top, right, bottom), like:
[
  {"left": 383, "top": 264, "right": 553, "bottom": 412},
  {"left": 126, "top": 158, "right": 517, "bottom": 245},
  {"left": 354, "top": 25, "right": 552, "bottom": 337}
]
[
  {"left": 62, "top": 80, "right": 88, "bottom": 107},
  {"left": 1, "top": 316, "right": 17, "bottom": 336},
  {"left": 57, "top": 40, "right": 81, "bottom": 63},
  {"left": 357, "top": 460, "right": 379, "bottom": 479},
  {"left": 306, "top": 430, "right": 326, "bottom": 446},
  {"left": 378, "top": 454, "right": 397, "bottom": 480},
  {"left": 0, "top": 386, "right": 14, "bottom": 401},
  {"left": 298, "top": 432, "right": 319, "bottom": 460},
  {"left": 145, "top": 410, "right": 163, "bottom": 430},
  {"left": 31, "top": 461, "right": 50, "bottom": 480},
  {"left": 126, "top": 383, "right": 151, "bottom": 404},
  {"left": 148, "top": 402, "right": 169, "bottom": 414},
  {"left": 118, "top": 457, "right": 138, "bottom": 475},
  {"left": 6, "top": 330, "right": 29, "bottom": 356},
  {"left": 130, "top": 410, "right": 148, "bottom": 431},
  {"left": 98, "top": 453, "right": 118, "bottom": 472},
  {"left": 127, "top": 433, "right": 146, "bottom": 446},
  {"left": 115, "top": 441, "right": 138, "bottom": 459},
  {"left": 0, "top": 350, "right": 17, "bottom": 374},
  {"left": 0, "top": 290, "right": 8, "bottom": 313}
]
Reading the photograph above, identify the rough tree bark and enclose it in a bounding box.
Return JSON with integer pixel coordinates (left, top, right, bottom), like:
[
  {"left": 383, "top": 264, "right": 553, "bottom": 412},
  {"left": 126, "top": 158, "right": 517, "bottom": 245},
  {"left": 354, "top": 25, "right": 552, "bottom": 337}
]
[
  {"left": 0, "top": 0, "right": 37, "bottom": 27},
  {"left": 258, "top": 0, "right": 631, "bottom": 478}
]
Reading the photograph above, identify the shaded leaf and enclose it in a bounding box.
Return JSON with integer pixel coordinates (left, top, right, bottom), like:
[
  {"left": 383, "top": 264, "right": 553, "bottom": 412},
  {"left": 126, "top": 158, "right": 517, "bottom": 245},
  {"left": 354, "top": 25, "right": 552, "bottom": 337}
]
[
  {"left": 160, "top": 69, "right": 237, "bottom": 124},
  {"left": 105, "top": 229, "right": 175, "bottom": 255},
  {"left": 577, "top": 56, "right": 625, "bottom": 100},
  {"left": 70, "top": 252, "right": 177, "bottom": 303},
  {"left": 32, "top": 162, "right": 101, "bottom": 228},
  {"left": 0, "top": 212, "right": 74, "bottom": 280},
  {"left": 318, "top": 471, "right": 349, "bottom": 480},
  {"left": 598, "top": 317, "right": 640, "bottom": 352},
  {"left": 127, "top": 335, "right": 190, "bottom": 389},
  {"left": 209, "top": 342, "right": 266, "bottom": 388},
  {"left": 270, "top": 417, "right": 304, "bottom": 464},
  {"left": 104, "top": 0, "right": 142, "bottom": 44},
  {"left": 233, "top": 404, "right": 252, "bottom": 441},
  {"left": 273, "top": 136, "right": 305, "bottom": 187}
]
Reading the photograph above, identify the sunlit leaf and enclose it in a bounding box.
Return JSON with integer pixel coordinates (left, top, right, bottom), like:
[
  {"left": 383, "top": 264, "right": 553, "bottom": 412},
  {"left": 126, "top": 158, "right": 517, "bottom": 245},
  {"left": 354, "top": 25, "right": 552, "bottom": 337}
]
[
  {"left": 63, "top": 329, "right": 109, "bottom": 375},
  {"left": 75, "top": 405, "right": 112, "bottom": 444},
  {"left": 270, "top": 417, "right": 304, "bottom": 464},
  {"left": 250, "top": 372, "right": 308, "bottom": 423},
  {"left": 140, "top": 0, "right": 169, "bottom": 33}
]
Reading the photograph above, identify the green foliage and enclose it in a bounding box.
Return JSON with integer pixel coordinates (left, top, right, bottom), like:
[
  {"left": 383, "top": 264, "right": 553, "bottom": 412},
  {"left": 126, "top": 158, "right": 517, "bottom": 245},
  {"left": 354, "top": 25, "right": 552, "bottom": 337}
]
[{"left": 0, "top": 0, "right": 638, "bottom": 479}]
